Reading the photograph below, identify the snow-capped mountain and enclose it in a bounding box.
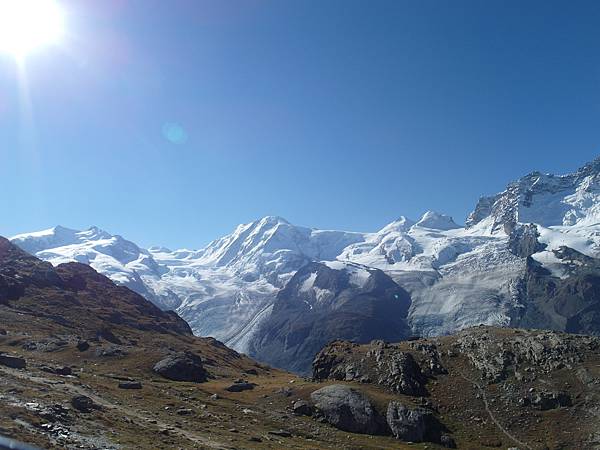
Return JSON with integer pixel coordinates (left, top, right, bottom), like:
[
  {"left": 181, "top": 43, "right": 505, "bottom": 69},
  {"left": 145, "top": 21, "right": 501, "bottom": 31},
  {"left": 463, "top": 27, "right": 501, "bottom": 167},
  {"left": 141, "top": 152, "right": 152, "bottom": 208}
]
[
  {"left": 9, "top": 157, "right": 600, "bottom": 372},
  {"left": 11, "top": 225, "right": 166, "bottom": 305}
]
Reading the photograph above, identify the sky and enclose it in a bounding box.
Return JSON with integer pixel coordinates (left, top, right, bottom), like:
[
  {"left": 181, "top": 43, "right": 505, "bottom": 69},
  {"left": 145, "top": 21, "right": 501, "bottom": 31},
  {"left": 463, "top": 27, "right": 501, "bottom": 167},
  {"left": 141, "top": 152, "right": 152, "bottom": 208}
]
[{"left": 1, "top": 0, "right": 600, "bottom": 249}]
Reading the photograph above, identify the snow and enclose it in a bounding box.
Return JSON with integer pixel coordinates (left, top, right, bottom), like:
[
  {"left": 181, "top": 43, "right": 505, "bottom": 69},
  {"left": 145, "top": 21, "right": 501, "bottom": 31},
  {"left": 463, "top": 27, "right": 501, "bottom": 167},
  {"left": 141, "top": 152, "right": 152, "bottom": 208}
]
[{"left": 414, "top": 211, "right": 461, "bottom": 230}]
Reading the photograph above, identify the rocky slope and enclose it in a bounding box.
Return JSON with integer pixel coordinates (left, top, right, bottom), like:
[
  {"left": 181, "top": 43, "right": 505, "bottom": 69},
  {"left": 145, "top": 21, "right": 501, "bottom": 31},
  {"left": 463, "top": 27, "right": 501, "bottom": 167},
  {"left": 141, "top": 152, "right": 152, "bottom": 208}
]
[
  {"left": 9, "top": 157, "right": 600, "bottom": 373},
  {"left": 311, "top": 326, "right": 600, "bottom": 449},
  {"left": 0, "top": 237, "right": 410, "bottom": 449}
]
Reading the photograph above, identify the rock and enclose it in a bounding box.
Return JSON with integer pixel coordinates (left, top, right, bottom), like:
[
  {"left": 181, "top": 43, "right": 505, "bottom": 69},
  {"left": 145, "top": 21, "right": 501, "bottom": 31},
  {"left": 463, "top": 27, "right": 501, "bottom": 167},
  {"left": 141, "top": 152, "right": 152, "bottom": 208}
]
[
  {"left": 440, "top": 434, "right": 457, "bottom": 448},
  {"left": 71, "top": 395, "right": 100, "bottom": 413},
  {"left": 268, "top": 430, "right": 292, "bottom": 437},
  {"left": 153, "top": 351, "right": 208, "bottom": 382},
  {"left": 209, "top": 393, "right": 219, "bottom": 400},
  {"left": 176, "top": 408, "right": 193, "bottom": 416},
  {"left": 40, "top": 365, "right": 72, "bottom": 376},
  {"left": 292, "top": 400, "right": 313, "bottom": 416},
  {"left": 95, "top": 345, "right": 127, "bottom": 357},
  {"left": 529, "top": 391, "right": 572, "bottom": 410},
  {"left": 244, "top": 368, "right": 258, "bottom": 375},
  {"left": 76, "top": 341, "right": 90, "bottom": 352},
  {"left": 310, "top": 384, "right": 383, "bottom": 434},
  {"left": 55, "top": 366, "right": 72, "bottom": 376},
  {"left": 118, "top": 381, "right": 142, "bottom": 389},
  {"left": 386, "top": 401, "right": 445, "bottom": 443},
  {"left": 0, "top": 354, "right": 26, "bottom": 369},
  {"left": 22, "top": 338, "right": 68, "bottom": 353},
  {"left": 386, "top": 401, "right": 429, "bottom": 441},
  {"left": 225, "top": 382, "right": 255, "bottom": 392},
  {"left": 313, "top": 341, "right": 427, "bottom": 396},
  {"left": 275, "top": 387, "right": 293, "bottom": 397}
]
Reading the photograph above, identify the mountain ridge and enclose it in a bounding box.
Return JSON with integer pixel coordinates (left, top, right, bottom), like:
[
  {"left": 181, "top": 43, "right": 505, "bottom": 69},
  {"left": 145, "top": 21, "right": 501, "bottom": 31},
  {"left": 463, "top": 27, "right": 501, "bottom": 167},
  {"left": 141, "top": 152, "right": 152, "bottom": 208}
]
[{"left": 8, "top": 156, "right": 600, "bottom": 372}]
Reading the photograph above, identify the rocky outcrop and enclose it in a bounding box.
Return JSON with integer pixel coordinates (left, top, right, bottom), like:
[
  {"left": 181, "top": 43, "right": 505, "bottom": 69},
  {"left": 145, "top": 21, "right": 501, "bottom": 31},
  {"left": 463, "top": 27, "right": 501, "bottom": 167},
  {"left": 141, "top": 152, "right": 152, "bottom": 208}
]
[
  {"left": 454, "top": 326, "right": 600, "bottom": 383},
  {"left": 312, "top": 327, "right": 600, "bottom": 447},
  {"left": 313, "top": 340, "right": 427, "bottom": 395},
  {"left": 153, "top": 352, "right": 208, "bottom": 382},
  {"left": 310, "top": 385, "right": 384, "bottom": 434},
  {"left": 514, "top": 252, "right": 600, "bottom": 336},
  {"left": 507, "top": 224, "right": 545, "bottom": 258},
  {"left": 528, "top": 390, "right": 572, "bottom": 410}
]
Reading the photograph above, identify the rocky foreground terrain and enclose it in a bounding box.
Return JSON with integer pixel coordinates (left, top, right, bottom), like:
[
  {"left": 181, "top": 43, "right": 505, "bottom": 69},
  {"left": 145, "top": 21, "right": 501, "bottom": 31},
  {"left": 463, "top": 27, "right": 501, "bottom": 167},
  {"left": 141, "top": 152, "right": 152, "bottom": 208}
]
[{"left": 1, "top": 236, "right": 600, "bottom": 449}]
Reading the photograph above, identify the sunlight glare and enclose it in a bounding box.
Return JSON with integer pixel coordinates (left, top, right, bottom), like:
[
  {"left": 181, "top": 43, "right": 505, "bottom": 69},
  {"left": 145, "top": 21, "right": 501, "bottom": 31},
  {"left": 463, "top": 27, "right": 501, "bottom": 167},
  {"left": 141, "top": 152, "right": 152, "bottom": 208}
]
[{"left": 0, "top": 0, "right": 65, "bottom": 59}]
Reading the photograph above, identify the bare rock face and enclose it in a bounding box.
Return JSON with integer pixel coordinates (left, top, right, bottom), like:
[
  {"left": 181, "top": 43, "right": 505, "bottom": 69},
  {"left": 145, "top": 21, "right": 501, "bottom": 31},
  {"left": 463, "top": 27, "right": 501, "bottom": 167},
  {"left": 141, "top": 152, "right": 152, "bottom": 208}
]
[
  {"left": 312, "top": 340, "right": 427, "bottom": 395},
  {"left": 153, "top": 352, "right": 208, "bottom": 382},
  {"left": 507, "top": 224, "right": 545, "bottom": 258},
  {"left": 454, "top": 327, "right": 600, "bottom": 383},
  {"left": 310, "top": 384, "right": 384, "bottom": 435}
]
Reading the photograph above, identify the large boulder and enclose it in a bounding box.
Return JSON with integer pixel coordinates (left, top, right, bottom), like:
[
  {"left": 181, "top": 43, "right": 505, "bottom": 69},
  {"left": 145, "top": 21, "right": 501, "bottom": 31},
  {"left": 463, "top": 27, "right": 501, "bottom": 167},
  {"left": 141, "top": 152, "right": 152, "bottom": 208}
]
[
  {"left": 529, "top": 391, "right": 572, "bottom": 410},
  {"left": 153, "top": 352, "right": 207, "bottom": 382},
  {"left": 310, "top": 384, "right": 383, "bottom": 434},
  {"left": 386, "top": 401, "right": 451, "bottom": 446},
  {"left": 71, "top": 395, "right": 100, "bottom": 413},
  {"left": 0, "top": 353, "right": 26, "bottom": 369},
  {"left": 386, "top": 402, "right": 430, "bottom": 441}
]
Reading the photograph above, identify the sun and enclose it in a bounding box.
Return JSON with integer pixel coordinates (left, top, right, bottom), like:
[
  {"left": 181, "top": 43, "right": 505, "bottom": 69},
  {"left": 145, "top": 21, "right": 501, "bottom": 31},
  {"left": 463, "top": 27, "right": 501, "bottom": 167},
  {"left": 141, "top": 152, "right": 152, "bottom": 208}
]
[{"left": 0, "top": 0, "right": 65, "bottom": 59}]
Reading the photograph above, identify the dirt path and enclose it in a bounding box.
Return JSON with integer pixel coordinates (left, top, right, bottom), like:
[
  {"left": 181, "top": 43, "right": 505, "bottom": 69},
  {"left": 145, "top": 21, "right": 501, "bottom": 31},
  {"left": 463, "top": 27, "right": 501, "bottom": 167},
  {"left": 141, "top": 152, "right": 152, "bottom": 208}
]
[
  {"left": 0, "top": 365, "right": 228, "bottom": 449},
  {"left": 456, "top": 369, "right": 532, "bottom": 450}
]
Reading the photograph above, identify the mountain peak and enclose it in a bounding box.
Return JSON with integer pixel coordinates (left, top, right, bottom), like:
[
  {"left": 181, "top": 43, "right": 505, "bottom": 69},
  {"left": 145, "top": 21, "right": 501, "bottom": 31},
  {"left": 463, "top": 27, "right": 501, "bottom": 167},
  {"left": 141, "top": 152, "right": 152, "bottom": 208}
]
[
  {"left": 414, "top": 211, "right": 460, "bottom": 230},
  {"left": 256, "top": 215, "right": 290, "bottom": 226},
  {"left": 575, "top": 155, "right": 600, "bottom": 178}
]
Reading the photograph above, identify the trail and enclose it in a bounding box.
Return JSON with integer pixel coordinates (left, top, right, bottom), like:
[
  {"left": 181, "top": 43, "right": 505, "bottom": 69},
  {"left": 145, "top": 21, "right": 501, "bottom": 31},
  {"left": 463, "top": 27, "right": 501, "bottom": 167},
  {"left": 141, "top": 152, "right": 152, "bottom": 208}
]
[{"left": 455, "top": 369, "right": 532, "bottom": 450}]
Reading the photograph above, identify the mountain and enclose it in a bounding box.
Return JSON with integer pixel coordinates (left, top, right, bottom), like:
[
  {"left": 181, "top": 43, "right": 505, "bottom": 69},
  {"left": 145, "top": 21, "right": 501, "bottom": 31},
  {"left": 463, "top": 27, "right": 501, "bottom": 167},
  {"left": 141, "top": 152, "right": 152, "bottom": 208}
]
[
  {"left": 10, "top": 225, "right": 167, "bottom": 308},
  {"left": 247, "top": 261, "right": 412, "bottom": 373},
  {"left": 9, "top": 157, "right": 600, "bottom": 373},
  {"left": 5, "top": 235, "right": 600, "bottom": 449}
]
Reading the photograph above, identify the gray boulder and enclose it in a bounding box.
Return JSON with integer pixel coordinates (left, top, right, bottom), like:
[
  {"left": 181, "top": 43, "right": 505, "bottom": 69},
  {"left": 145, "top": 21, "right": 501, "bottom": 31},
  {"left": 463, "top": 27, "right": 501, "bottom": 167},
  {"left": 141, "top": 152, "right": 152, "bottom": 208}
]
[
  {"left": 292, "top": 400, "right": 312, "bottom": 416},
  {"left": 0, "top": 354, "right": 26, "bottom": 369},
  {"left": 386, "top": 401, "right": 449, "bottom": 445},
  {"left": 118, "top": 381, "right": 142, "bottom": 389},
  {"left": 225, "top": 381, "right": 255, "bottom": 392},
  {"left": 386, "top": 401, "right": 430, "bottom": 441},
  {"left": 71, "top": 395, "right": 100, "bottom": 413},
  {"left": 530, "top": 391, "right": 572, "bottom": 410},
  {"left": 310, "top": 384, "right": 383, "bottom": 434},
  {"left": 153, "top": 351, "right": 207, "bottom": 382}
]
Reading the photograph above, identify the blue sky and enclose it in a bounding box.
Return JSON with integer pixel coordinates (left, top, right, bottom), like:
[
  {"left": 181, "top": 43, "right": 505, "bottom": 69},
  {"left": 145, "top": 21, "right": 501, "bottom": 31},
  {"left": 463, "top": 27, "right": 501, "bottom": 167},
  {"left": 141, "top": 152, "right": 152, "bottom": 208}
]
[{"left": 1, "top": 0, "right": 600, "bottom": 249}]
